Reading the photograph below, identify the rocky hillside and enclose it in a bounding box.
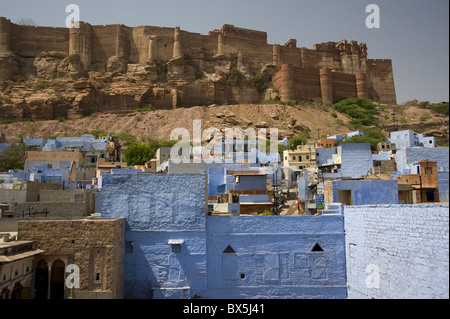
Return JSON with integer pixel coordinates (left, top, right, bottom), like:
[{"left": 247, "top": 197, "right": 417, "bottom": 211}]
[{"left": 1, "top": 96, "right": 448, "bottom": 146}]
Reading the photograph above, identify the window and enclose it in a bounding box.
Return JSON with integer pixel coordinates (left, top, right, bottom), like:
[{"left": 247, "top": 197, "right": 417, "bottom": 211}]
[
  {"left": 223, "top": 245, "right": 236, "bottom": 254},
  {"left": 311, "top": 243, "right": 325, "bottom": 252},
  {"left": 125, "top": 241, "right": 134, "bottom": 253},
  {"left": 425, "top": 167, "right": 432, "bottom": 175},
  {"left": 168, "top": 239, "right": 184, "bottom": 253}
]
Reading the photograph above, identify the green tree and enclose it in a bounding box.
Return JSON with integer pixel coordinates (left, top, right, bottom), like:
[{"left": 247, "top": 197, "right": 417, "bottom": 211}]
[
  {"left": 287, "top": 131, "right": 311, "bottom": 150},
  {"left": 123, "top": 142, "right": 154, "bottom": 166},
  {"left": 116, "top": 132, "right": 137, "bottom": 146},
  {"left": 0, "top": 143, "right": 26, "bottom": 171},
  {"left": 340, "top": 128, "right": 386, "bottom": 151}
]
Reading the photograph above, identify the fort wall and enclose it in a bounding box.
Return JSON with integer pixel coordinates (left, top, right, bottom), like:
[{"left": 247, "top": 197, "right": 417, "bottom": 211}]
[
  {"left": 366, "top": 59, "right": 397, "bottom": 104},
  {"left": 0, "top": 18, "right": 398, "bottom": 116}
]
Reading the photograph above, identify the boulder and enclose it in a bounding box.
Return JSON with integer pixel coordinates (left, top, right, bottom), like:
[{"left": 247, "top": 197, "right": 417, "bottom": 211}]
[
  {"left": 106, "top": 56, "right": 128, "bottom": 75},
  {"left": 255, "top": 121, "right": 268, "bottom": 128},
  {"left": 57, "top": 54, "right": 86, "bottom": 80}
]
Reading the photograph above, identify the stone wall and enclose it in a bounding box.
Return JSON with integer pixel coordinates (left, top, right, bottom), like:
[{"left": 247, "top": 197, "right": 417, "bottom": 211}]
[
  {"left": 366, "top": 59, "right": 397, "bottom": 104},
  {"left": 100, "top": 172, "right": 207, "bottom": 299},
  {"left": 100, "top": 172, "right": 347, "bottom": 299},
  {"left": 12, "top": 201, "right": 88, "bottom": 218},
  {"left": 0, "top": 17, "right": 397, "bottom": 111},
  {"left": 17, "top": 218, "right": 125, "bottom": 299},
  {"left": 344, "top": 204, "right": 449, "bottom": 299}
]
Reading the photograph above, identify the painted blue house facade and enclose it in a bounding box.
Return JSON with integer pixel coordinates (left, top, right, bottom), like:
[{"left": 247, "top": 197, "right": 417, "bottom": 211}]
[
  {"left": 331, "top": 179, "right": 399, "bottom": 206},
  {"left": 395, "top": 147, "right": 449, "bottom": 202},
  {"left": 100, "top": 172, "right": 347, "bottom": 299}
]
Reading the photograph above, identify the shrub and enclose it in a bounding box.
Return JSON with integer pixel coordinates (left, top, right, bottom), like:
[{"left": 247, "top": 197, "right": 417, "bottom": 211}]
[
  {"left": 430, "top": 102, "right": 449, "bottom": 115},
  {"left": 418, "top": 101, "right": 430, "bottom": 108},
  {"left": 135, "top": 107, "right": 155, "bottom": 112},
  {"left": 228, "top": 67, "right": 244, "bottom": 82},
  {"left": 334, "top": 98, "right": 378, "bottom": 126},
  {"left": 90, "top": 129, "right": 109, "bottom": 138},
  {"left": 254, "top": 72, "right": 270, "bottom": 93},
  {"left": 34, "top": 81, "right": 49, "bottom": 90},
  {"left": 0, "top": 119, "right": 14, "bottom": 125}
]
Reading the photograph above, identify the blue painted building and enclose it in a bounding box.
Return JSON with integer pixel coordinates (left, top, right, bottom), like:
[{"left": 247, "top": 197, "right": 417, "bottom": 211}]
[
  {"left": 330, "top": 179, "right": 399, "bottom": 206},
  {"left": 100, "top": 172, "right": 347, "bottom": 299},
  {"left": 395, "top": 147, "right": 449, "bottom": 202},
  {"left": 388, "top": 130, "right": 437, "bottom": 149},
  {"left": 322, "top": 143, "right": 374, "bottom": 179}
]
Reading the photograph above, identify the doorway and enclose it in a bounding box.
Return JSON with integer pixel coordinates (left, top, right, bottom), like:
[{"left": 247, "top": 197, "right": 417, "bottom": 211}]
[
  {"left": 337, "top": 190, "right": 352, "bottom": 205},
  {"left": 50, "top": 260, "right": 65, "bottom": 299},
  {"left": 34, "top": 259, "right": 49, "bottom": 299}
]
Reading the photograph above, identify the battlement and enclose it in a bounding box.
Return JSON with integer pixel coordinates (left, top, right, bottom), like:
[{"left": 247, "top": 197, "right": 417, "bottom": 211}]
[
  {"left": 314, "top": 40, "right": 367, "bottom": 56},
  {"left": 218, "top": 24, "right": 267, "bottom": 43},
  {"left": 0, "top": 16, "right": 397, "bottom": 108},
  {"left": 367, "top": 59, "right": 393, "bottom": 64}
]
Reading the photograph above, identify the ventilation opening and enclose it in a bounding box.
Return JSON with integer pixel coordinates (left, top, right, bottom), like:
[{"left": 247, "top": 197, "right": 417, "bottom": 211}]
[
  {"left": 311, "top": 243, "right": 324, "bottom": 252},
  {"left": 223, "top": 245, "right": 236, "bottom": 254}
]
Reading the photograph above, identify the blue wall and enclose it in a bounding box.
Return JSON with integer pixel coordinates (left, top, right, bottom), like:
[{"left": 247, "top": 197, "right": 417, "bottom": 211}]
[
  {"left": 340, "top": 143, "right": 373, "bottom": 178},
  {"left": 438, "top": 171, "right": 449, "bottom": 202},
  {"left": 396, "top": 147, "right": 449, "bottom": 173},
  {"left": 332, "top": 180, "right": 399, "bottom": 205},
  {"left": 100, "top": 172, "right": 347, "bottom": 299},
  {"left": 101, "top": 173, "right": 207, "bottom": 299},
  {"left": 206, "top": 215, "right": 347, "bottom": 299},
  {"left": 323, "top": 143, "right": 374, "bottom": 179}
]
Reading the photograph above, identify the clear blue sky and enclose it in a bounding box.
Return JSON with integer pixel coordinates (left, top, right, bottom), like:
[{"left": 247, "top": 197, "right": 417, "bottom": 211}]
[{"left": 1, "top": 0, "right": 449, "bottom": 103}]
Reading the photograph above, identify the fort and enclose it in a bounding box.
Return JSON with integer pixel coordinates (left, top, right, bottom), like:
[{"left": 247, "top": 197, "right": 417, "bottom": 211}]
[{"left": 0, "top": 17, "right": 397, "bottom": 120}]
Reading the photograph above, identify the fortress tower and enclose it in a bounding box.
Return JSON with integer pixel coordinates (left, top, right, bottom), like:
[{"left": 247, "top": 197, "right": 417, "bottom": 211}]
[
  {"left": 320, "top": 68, "right": 333, "bottom": 105},
  {"left": 0, "top": 17, "right": 398, "bottom": 114},
  {"left": 0, "top": 17, "right": 11, "bottom": 53},
  {"left": 69, "top": 21, "right": 92, "bottom": 70}
]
